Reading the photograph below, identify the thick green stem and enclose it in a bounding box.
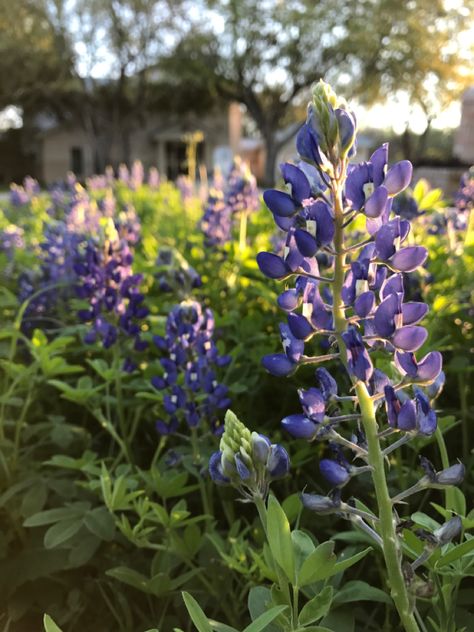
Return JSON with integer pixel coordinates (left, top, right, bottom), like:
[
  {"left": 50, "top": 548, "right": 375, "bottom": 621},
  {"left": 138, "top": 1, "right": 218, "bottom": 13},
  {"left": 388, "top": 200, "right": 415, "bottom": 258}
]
[
  {"left": 356, "top": 383, "right": 419, "bottom": 632},
  {"left": 190, "top": 428, "right": 213, "bottom": 518},
  {"left": 331, "top": 179, "right": 419, "bottom": 632}
]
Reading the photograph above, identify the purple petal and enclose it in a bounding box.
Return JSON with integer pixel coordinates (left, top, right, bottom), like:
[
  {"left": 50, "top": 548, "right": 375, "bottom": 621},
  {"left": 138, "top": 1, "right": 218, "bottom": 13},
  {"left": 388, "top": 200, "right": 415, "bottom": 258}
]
[
  {"left": 384, "top": 160, "right": 413, "bottom": 195},
  {"left": 280, "top": 163, "right": 311, "bottom": 202},
  {"left": 280, "top": 322, "right": 305, "bottom": 361},
  {"left": 389, "top": 247, "right": 428, "bottom": 272},
  {"left": 281, "top": 413, "right": 317, "bottom": 439},
  {"left": 295, "top": 228, "right": 318, "bottom": 257},
  {"left": 263, "top": 190, "right": 297, "bottom": 217},
  {"left": 415, "top": 389, "right": 437, "bottom": 435},
  {"left": 277, "top": 289, "right": 301, "bottom": 312},
  {"left": 397, "top": 400, "right": 417, "bottom": 431},
  {"left": 298, "top": 387, "right": 326, "bottom": 422},
  {"left": 370, "top": 144, "right": 389, "bottom": 186},
  {"left": 209, "top": 451, "right": 230, "bottom": 484},
  {"left": 315, "top": 368, "right": 338, "bottom": 400},
  {"left": 417, "top": 352, "right": 443, "bottom": 382},
  {"left": 319, "top": 459, "right": 350, "bottom": 486},
  {"left": 374, "top": 293, "right": 400, "bottom": 338},
  {"left": 392, "top": 326, "right": 428, "bottom": 352},
  {"left": 257, "top": 252, "right": 289, "bottom": 279},
  {"left": 394, "top": 352, "right": 418, "bottom": 378},
  {"left": 402, "top": 302, "right": 429, "bottom": 325},
  {"left": 345, "top": 163, "right": 369, "bottom": 210},
  {"left": 375, "top": 223, "right": 397, "bottom": 260},
  {"left": 380, "top": 273, "right": 404, "bottom": 300},
  {"left": 262, "top": 353, "right": 295, "bottom": 376},
  {"left": 365, "top": 186, "right": 388, "bottom": 218},
  {"left": 288, "top": 313, "right": 313, "bottom": 340},
  {"left": 296, "top": 123, "right": 321, "bottom": 165},
  {"left": 266, "top": 444, "right": 290, "bottom": 478},
  {"left": 354, "top": 291, "right": 375, "bottom": 318}
]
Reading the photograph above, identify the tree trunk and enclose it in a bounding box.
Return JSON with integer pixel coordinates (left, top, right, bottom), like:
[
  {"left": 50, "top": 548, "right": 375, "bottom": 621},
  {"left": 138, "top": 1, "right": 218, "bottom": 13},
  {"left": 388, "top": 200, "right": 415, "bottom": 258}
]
[{"left": 263, "top": 136, "right": 279, "bottom": 187}]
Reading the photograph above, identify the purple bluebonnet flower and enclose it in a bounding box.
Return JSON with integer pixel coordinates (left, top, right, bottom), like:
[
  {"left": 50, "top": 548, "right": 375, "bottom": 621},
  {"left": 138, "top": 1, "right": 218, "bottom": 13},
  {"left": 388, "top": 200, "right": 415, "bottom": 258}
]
[
  {"left": 148, "top": 167, "right": 160, "bottom": 188},
  {"left": 155, "top": 248, "right": 202, "bottom": 296},
  {"left": 130, "top": 160, "right": 144, "bottom": 190},
  {"left": 199, "top": 157, "right": 259, "bottom": 248},
  {"left": 152, "top": 299, "right": 230, "bottom": 435},
  {"left": 209, "top": 410, "right": 289, "bottom": 499},
  {"left": 176, "top": 175, "right": 194, "bottom": 200},
  {"left": 200, "top": 186, "right": 232, "bottom": 247},
  {"left": 256, "top": 81, "right": 461, "bottom": 546},
  {"left": 0, "top": 225, "right": 24, "bottom": 259},
  {"left": 73, "top": 218, "right": 148, "bottom": 366},
  {"left": 9, "top": 177, "right": 40, "bottom": 206},
  {"left": 224, "top": 157, "right": 260, "bottom": 217}
]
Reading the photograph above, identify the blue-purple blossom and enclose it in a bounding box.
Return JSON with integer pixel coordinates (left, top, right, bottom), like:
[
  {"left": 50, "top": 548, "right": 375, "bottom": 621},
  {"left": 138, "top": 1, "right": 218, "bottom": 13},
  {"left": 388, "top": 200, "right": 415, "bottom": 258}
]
[
  {"left": 152, "top": 299, "right": 230, "bottom": 435},
  {"left": 256, "top": 80, "right": 454, "bottom": 525},
  {"left": 208, "top": 411, "right": 290, "bottom": 499}
]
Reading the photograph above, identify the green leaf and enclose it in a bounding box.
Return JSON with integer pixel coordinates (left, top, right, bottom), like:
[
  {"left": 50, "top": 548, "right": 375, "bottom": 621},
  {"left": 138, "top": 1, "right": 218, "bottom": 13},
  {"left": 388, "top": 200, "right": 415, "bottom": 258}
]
[
  {"left": 208, "top": 622, "right": 239, "bottom": 632},
  {"left": 43, "top": 614, "right": 63, "bottom": 632},
  {"left": 332, "top": 580, "right": 392, "bottom": 605},
  {"left": 44, "top": 519, "right": 83, "bottom": 549},
  {"left": 298, "top": 586, "right": 333, "bottom": 625},
  {"left": 282, "top": 493, "right": 302, "bottom": 524},
  {"left": 242, "top": 606, "right": 288, "bottom": 632},
  {"left": 84, "top": 507, "right": 116, "bottom": 541},
  {"left": 294, "top": 628, "right": 334, "bottom": 632},
  {"left": 182, "top": 592, "right": 213, "bottom": 632},
  {"left": 436, "top": 538, "right": 474, "bottom": 567},
  {"left": 247, "top": 586, "right": 280, "bottom": 631},
  {"left": 24, "top": 505, "right": 88, "bottom": 527},
  {"left": 266, "top": 494, "right": 295, "bottom": 583},
  {"left": 411, "top": 512, "right": 441, "bottom": 531},
  {"left": 291, "top": 530, "right": 316, "bottom": 574},
  {"left": 106, "top": 567, "right": 151, "bottom": 593},
  {"left": 331, "top": 546, "right": 372, "bottom": 576},
  {"left": 297, "top": 541, "right": 336, "bottom": 586}
]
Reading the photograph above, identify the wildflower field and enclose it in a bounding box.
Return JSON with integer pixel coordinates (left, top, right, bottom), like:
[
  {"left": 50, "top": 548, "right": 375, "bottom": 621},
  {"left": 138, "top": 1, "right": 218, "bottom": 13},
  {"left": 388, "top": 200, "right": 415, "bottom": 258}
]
[{"left": 0, "top": 85, "right": 473, "bottom": 632}]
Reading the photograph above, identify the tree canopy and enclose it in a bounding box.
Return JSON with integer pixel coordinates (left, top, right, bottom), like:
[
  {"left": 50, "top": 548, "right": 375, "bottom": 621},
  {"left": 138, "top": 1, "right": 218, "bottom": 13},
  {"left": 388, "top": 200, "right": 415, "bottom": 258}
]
[{"left": 0, "top": 0, "right": 472, "bottom": 179}]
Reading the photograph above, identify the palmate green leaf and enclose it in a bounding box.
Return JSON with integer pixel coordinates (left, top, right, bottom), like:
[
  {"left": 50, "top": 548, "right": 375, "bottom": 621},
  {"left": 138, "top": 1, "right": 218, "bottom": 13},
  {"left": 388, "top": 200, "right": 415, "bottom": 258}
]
[
  {"left": 266, "top": 494, "right": 295, "bottom": 583},
  {"left": 298, "top": 586, "right": 333, "bottom": 625},
  {"left": 106, "top": 567, "right": 152, "bottom": 594},
  {"left": 330, "top": 546, "right": 372, "bottom": 575},
  {"left": 44, "top": 518, "right": 83, "bottom": 549},
  {"left": 291, "top": 530, "right": 316, "bottom": 574},
  {"left": 436, "top": 537, "right": 474, "bottom": 567},
  {"left": 43, "top": 614, "right": 63, "bottom": 632},
  {"left": 242, "top": 606, "right": 288, "bottom": 632},
  {"left": 24, "top": 504, "right": 90, "bottom": 527},
  {"left": 297, "top": 541, "right": 336, "bottom": 587},
  {"left": 332, "top": 580, "right": 392, "bottom": 605},
  {"left": 83, "top": 507, "right": 116, "bottom": 541},
  {"left": 182, "top": 592, "right": 213, "bottom": 632}
]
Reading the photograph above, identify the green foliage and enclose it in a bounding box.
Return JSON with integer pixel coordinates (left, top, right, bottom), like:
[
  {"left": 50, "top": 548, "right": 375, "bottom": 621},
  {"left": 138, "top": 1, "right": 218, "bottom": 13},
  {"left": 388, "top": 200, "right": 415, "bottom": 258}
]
[{"left": 0, "top": 180, "right": 472, "bottom": 631}]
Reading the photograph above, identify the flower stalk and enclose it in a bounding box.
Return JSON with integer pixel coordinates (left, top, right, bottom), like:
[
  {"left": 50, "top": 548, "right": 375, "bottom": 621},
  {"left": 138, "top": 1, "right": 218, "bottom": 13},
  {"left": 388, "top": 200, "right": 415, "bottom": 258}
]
[{"left": 331, "top": 176, "right": 419, "bottom": 631}]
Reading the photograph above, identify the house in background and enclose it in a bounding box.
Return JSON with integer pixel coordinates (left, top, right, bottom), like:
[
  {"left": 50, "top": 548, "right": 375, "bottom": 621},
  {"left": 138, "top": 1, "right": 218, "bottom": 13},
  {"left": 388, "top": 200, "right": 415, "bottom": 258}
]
[
  {"left": 454, "top": 86, "right": 474, "bottom": 165},
  {"left": 40, "top": 103, "right": 243, "bottom": 183}
]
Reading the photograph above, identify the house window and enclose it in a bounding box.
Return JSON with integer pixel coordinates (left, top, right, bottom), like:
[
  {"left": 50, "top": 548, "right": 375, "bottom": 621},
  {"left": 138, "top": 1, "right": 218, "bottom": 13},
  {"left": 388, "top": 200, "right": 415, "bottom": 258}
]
[{"left": 70, "top": 146, "right": 84, "bottom": 176}]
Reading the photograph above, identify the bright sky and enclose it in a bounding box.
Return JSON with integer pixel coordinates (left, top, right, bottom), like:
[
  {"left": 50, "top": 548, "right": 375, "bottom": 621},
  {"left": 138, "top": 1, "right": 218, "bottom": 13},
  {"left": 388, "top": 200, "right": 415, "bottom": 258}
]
[{"left": 355, "top": 99, "right": 462, "bottom": 135}]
